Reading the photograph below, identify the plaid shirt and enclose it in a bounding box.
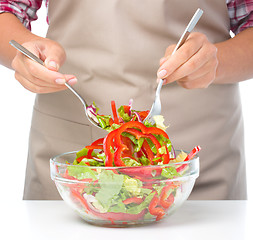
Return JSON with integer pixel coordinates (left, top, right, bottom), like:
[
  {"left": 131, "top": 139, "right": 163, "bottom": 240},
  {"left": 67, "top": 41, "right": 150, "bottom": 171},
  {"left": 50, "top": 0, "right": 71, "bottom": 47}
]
[{"left": 0, "top": 0, "right": 252, "bottom": 34}]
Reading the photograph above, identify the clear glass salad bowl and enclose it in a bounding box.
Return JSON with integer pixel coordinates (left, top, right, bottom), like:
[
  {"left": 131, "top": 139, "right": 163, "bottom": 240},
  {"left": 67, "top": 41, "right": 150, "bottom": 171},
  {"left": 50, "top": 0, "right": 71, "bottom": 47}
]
[{"left": 50, "top": 151, "right": 199, "bottom": 227}]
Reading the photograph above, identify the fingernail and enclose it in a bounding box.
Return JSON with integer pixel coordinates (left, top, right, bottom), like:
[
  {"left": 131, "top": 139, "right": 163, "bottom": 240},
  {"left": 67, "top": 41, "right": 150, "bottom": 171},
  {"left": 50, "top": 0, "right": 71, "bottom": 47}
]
[
  {"left": 48, "top": 61, "right": 59, "bottom": 70},
  {"left": 55, "top": 78, "right": 66, "bottom": 84},
  {"left": 68, "top": 78, "right": 77, "bottom": 85},
  {"left": 157, "top": 69, "right": 167, "bottom": 79}
]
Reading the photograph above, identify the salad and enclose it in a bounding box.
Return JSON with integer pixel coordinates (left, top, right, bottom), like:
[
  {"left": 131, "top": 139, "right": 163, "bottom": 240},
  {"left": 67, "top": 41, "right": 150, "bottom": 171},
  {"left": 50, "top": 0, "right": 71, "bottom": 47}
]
[{"left": 59, "top": 100, "right": 201, "bottom": 224}]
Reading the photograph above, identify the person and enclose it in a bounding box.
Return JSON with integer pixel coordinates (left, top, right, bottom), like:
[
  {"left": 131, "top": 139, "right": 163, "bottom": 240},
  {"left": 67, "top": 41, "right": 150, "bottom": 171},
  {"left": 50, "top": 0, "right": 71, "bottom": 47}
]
[{"left": 0, "top": 0, "right": 252, "bottom": 200}]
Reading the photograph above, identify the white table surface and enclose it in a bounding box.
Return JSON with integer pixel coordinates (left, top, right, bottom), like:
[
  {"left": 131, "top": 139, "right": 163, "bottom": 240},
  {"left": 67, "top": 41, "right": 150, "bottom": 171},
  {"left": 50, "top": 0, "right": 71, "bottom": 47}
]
[{"left": 2, "top": 200, "right": 252, "bottom": 240}]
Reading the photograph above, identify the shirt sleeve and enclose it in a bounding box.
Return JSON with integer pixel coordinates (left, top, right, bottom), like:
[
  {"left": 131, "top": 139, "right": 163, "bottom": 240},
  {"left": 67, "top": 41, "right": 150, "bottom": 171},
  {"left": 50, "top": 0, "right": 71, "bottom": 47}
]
[
  {"left": 227, "top": 0, "right": 253, "bottom": 34},
  {"left": 0, "top": 0, "right": 43, "bottom": 31}
]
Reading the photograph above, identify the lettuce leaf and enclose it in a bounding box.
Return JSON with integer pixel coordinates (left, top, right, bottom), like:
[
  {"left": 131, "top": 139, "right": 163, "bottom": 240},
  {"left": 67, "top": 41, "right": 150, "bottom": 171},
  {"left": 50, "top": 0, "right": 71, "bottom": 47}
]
[
  {"left": 118, "top": 106, "right": 131, "bottom": 122},
  {"left": 153, "top": 115, "right": 168, "bottom": 131},
  {"left": 161, "top": 166, "right": 181, "bottom": 179},
  {"left": 95, "top": 170, "right": 124, "bottom": 210},
  {"left": 123, "top": 158, "right": 141, "bottom": 167},
  {"left": 126, "top": 191, "right": 155, "bottom": 214},
  {"left": 108, "top": 201, "right": 127, "bottom": 213},
  {"left": 96, "top": 115, "right": 111, "bottom": 129},
  {"left": 123, "top": 176, "right": 142, "bottom": 196},
  {"left": 67, "top": 165, "right": 98, "bottom": 180},
  {"left": 76, "top": 148, "right": 88, "bottom": 159}
]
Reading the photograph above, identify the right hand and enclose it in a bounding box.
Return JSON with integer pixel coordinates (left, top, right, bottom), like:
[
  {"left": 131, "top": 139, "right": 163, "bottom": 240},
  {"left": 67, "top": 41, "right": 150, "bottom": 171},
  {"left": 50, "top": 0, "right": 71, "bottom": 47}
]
[{"left": 11, "top": 38, "right": 77, "bottom": 93}]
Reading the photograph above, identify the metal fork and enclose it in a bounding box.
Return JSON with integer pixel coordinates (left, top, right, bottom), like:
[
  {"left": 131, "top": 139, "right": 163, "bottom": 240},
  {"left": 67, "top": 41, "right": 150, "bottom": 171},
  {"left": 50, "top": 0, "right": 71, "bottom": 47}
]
[
  {"left": 144, "top": 8, "right": 203, "bottom": 122},
  {"left": 9, "top": 40, "right": 103, "bottom": 129}
]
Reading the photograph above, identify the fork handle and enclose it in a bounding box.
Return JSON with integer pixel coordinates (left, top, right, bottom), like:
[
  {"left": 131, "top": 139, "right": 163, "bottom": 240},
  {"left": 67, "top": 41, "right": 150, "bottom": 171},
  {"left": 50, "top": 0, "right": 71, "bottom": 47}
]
[
  {"left": 156, "top": 9, "right": 203, "bottom": 96},
  {"left": 171, "top": 8, "right": 203, "bottom": 55}
]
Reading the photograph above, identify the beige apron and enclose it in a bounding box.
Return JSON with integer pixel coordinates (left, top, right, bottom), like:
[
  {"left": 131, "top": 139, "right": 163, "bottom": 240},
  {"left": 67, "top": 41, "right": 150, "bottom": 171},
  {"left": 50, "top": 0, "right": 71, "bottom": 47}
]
[{"left": 23, "top": 0, "right": 247, "bottom": 200}]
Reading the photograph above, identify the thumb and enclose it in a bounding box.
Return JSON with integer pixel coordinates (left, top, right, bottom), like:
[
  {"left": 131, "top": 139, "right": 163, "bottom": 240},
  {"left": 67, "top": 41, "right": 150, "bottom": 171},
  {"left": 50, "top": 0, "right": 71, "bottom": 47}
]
[{"left": 43, "top": 41, "right": 66, "bottom": 71}]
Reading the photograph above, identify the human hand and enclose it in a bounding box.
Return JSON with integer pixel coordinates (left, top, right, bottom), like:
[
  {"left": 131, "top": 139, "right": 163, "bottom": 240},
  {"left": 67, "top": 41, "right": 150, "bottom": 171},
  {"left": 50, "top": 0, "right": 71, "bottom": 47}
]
[
  {"left": 157, "top": 32, "right": 218, "bottom": 89},
  {"left": 11, "top": 38, "right": 77, "bottom": 93}
]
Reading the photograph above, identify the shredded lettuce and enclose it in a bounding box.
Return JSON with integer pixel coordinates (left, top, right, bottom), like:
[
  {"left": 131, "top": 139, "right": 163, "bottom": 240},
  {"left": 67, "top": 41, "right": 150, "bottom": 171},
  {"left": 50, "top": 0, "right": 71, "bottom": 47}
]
[
  {"left": 123, "top": 176, "right": 142, "bottom": 197},
  {"left": 161, "top": 166, "right": 181, "bottom": 179},
  {"left": 118, "top": 106, "right": 131, "bottom": 122},
  {"left": 76, "top": 148, "right": 89, "bottom": 159},
  {"left": 123, "top": 158, "right": 142, "bottom": 167},
  {"left": 153, "top": 115, "right": 169, "bottom": 131},
  {"left": 96, "top": 115, "right": 111, "bottom": 129},
  {"left": 67, "top": 165, "right": 98, "bottom": 180},
  {"left": 108, "top": 201, "right": 127, "bottom": 213},
  {"left": 95, "top": 170, "right": 124, "bottom": 210},
  {"left": 126, "top": 191, "right": 155, "bottom": 214}
]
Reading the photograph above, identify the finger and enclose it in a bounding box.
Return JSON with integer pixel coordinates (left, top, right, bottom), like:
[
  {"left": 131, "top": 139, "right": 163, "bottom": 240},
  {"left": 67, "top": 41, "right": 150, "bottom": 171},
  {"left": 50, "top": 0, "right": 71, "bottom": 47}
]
[
  {"left": 177, "top": 71, "right": 216, "bottom": 89},
  {"left": 163, "top": 43, "right": 217, "bottom": 84},
  {"left": 13, "top": 53, "right": 64, "bottom": 87},
  {"left": 20, "top": 54, "right": 76, "bottom": 85},
  {"left": 42, "top": 42, "right": 66, "bottom": 71},
  {"left": 177, "top": 58, "right": 218, "bottom": 83},
  {"left": 21, "top": 55, "right": 64, "bottom": 82},
  {"left": 157, "top": 33, "right": 206, "bottom": 79},
  {"left": 159, "top": 57, "right": 167, "bottom": 66},
  {"left": 22, "top": 40, "right": 66, "bottom": 71},
  {"left": 19, "top": 70, "right": 77, "bottom": 88},
  {"left": 16, "top": 57, "right": 77, "bottom": 88},
  {"left": 164, "top": 44, "right": 177, "bottom": 57},
  {"left": 14, "top": 59, "right": 60, "bottom": 88},
  {"left": 19, "top": 41, "right": 76, "bottom": 85},
  {"left": 159, "top": 44, "right": 176, "bottom": 66},
  {"left": 14, "top": 71, "right": 68, "bottom": 93}
]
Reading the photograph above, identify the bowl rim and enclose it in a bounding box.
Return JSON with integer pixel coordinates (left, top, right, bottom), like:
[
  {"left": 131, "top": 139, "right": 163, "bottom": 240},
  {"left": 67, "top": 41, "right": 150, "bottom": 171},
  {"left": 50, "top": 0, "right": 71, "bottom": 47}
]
[{"left": 50, "top": 150, "right": 199, "bottom": 170}]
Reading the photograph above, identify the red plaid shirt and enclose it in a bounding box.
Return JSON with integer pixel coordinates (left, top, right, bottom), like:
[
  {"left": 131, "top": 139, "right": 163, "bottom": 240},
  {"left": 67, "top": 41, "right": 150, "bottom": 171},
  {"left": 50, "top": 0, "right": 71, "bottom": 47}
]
[{"left": 0, "top": 0, "right": 252, "bottom": 34}]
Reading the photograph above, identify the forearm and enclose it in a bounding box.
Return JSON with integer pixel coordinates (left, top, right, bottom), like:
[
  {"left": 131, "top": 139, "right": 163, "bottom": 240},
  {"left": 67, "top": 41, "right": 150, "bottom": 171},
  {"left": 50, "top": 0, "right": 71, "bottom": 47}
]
[
  {"left": 215, "top": 28, "right": 253, "bottom": 84},
  {"left": 0, "top": 12, "right": 41, "bottom": 69}
]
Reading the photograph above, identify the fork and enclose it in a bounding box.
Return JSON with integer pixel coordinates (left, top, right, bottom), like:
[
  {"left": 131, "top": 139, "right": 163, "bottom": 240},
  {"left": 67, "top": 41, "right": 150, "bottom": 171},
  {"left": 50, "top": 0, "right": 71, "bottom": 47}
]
[
  {"left": 144, "top": 8, "right": 203, "bottom": 122},
  {"left": 9, "top": 40, "right": 103, "bottom": 129}
]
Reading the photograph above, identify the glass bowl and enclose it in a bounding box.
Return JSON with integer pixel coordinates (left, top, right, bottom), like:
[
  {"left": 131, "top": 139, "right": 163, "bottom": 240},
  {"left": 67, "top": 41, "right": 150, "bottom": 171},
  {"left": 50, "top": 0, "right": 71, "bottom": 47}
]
[{"left": 50, "top": 151, "right": 199, "bottom": 227}]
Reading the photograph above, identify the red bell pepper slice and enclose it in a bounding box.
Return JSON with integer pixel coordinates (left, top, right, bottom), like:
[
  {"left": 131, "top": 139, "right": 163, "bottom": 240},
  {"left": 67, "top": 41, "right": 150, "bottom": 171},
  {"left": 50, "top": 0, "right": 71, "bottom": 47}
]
[
  {"left": 114, "top": 145, "right": 126, "bottom": 166},
  {"left": 86, "top": 145, "right": 103, "bottom": 150},
  {"left": 124, "top": 128, "right": 162, "bottom": 151},
  {"left": 159, "top": 185, "right": 175, "bottom": 209},
  {"left": 148, "top": 193, "right": 165, "bottom": 221},
  {"left": 117, "top": 121, "right": 169, "bottom": 139},
  {"left": 71, "top": 189, "right": 146, "bottom": 221},
  {"left": 123, "top": 197, "right": 143, "bottom": 205},
  {"left": 138, "top": 110, "right": 149, "bottom": 121},
  {"left": 184, "top": 145, "right": 201, "bottom": 161},
  {"left": 76, "top": 156, "right": 85, "bottom": 163},
  {"left": 176, "top": 146, "right": 201, "bottom": 173},
  {"left": 91, "top": 138, "right": 104, "bottom": 146},
  {"left": 104, "top": 130, "right": 118, "bottom": 166},
  {"left": 103, "top": 121, "right": 171, "bottom": 167},
  {"left": 121, "top": 135, "right": 134, "bottom": 157},
  {"left": 123, "top": 105, "right": 131, "bottom": 116},
  {"left": 141, "top": 139, "right": 154, "bottom": 162},
  {"left": 111, "top": 100, "right": 119, "bottom": 124},
  {"left": 162, "top": 147, "right": 170, "bottom": 164},
  {"left": 125, "top": 128, "right": 169, "bottom": 165},
  {"left": 86, "top": 138, "right": 104, "bottom": 158},
  {"left": 120, "top": 165, "right": 162, "bottom": 179}
]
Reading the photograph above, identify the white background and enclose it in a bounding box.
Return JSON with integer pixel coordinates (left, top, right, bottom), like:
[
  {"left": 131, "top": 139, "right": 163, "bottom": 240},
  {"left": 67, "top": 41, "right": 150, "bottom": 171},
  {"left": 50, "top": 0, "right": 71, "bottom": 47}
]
[{"left": 0, "top": 5, "right": 252, "bottom": 204}]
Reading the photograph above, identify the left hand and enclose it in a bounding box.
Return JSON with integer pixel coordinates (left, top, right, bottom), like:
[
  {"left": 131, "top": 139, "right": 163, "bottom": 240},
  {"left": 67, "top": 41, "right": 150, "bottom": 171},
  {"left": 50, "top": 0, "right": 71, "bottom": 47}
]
[{"left": 157, "top": 32, "right": 218, "bottom": 89}]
